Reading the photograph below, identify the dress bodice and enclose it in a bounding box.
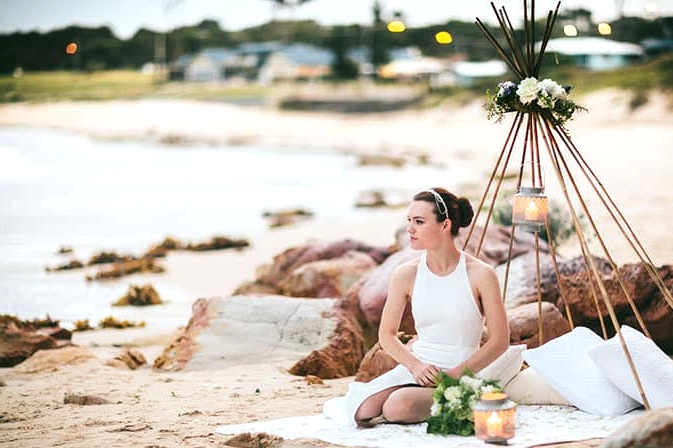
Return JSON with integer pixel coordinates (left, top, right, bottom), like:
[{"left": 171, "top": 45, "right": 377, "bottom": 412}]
[{"left": 410, "top": 251, "right": 484, "bottom": 369}]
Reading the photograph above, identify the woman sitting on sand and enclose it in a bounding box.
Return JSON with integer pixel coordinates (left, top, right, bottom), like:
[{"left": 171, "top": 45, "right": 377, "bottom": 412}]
[{"left": 336, "top": 187, "right": 510, "bottom": 427}]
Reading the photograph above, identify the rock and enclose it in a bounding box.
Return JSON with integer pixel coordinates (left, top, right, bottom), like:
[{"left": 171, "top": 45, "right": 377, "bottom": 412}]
[
  {"left": 354, "top": 333, "right": 416, "bottom": 382},
  {"left": 457, "top": 223, "right": 550, "bottom": 267},
  {"left": 184, "top": 235, "right": 250, "bottom": 251},
  {"left": 354, "top": 189, "right": 409, "bottom": 209},
  {"left": 507, "top": 301, "right": 571, "bottom": 349},
  {"left": 12, "top": 346, "right": 97, "bottom": 373},
  {"left": 0, "top": 315, "right": 73, "bottom": 367},
  {"left": 44, "top": 259, "right": 84, "bottom": 271},
  {"left": 278, "top": 250, "right": 377, "bottom": 298},
  {"left": 112, "top": 284, "right": 163, "bottom": 306},
  {"left": 356, "top": 248, "right": 421, "bottom": 334},
  {"left": 556, "top": 262, "right": 673, "bottom": 353},
  {"left": 288, "top": 289, "right": 367, "bottom": 379},
  {"left": 495, "top": 250, "right": 560, "bottom": 310},
  {"left": 153, "top": 295, "right": 345, "bottom": 372},
  {"left": 86, "top": 257, "right": 165, "bottom": 281},
  {"left": 87, "top": 250, "right": 132, "bottom": 266},
  {"left": 105, "top": 347, "right": 147, "bottom": 369},
  {"left": 262, "top": 208, "right": 314, "bottom": 228},
  {"left": 63, "top": 393, "right": 112, "bottom": 406},
  {"left": 601, "top": 408, "right": 673, "bottom": 448},
  {"left": 234, "top": 238, "right": 392, "bottom": 296}
]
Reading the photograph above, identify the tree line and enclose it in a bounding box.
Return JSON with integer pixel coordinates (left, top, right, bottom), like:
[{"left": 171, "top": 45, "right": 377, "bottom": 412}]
[{"left": 0, "top": 9, "right": 670, "bottom": 75}]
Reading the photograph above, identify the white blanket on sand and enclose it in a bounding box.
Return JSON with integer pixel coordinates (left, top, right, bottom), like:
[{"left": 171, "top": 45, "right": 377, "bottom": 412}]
[{"left": 216, "top": 402, "right": 644, "bottom": 448}]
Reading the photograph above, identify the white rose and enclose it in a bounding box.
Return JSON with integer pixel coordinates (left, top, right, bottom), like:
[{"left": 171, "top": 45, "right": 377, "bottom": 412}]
[
  {"left": 516, "top": 77, "right": 540, "bottom": 105},
  {"left": 539, "top": 78, "right": 567, "bottom": 99},
  {"left": 444, "top": 386, "right": 461, "bottom": 402},
  {"left": 460, "top": 375, "right": 483, "bottom": 391}
]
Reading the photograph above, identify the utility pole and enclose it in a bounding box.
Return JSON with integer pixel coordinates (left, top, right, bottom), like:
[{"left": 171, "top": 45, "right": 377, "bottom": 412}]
[{"left": 155, "top": 0, "right": 184, "bottom": 81}]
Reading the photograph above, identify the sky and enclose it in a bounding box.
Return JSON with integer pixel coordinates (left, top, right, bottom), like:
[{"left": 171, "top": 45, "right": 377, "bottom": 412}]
[{"left": 1, "top": 0, "right": 672, "bottom": 39}]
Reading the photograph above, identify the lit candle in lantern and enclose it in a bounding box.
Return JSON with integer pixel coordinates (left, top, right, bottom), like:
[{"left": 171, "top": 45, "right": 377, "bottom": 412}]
[
  {"left": 474, "top": 392, "right": 516, "bottom": 445},
  {"left": 486, "top": 411, "right": 503, "bottom": 437},
  {"left": 512, "top": 186, "right": 548, "bottom": 231},
  {"left": 524, "top": 201, "right": 539, "bottom": 221}
]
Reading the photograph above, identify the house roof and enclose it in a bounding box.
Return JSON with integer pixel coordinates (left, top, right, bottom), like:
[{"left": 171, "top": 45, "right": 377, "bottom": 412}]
[
  {"left": 199, "top": 47, "right": 238, "bottom": 63},
  {"left": 279, "top": 43, "right": 334, "bottom": 66},
  {"left": 237, "top": 41, "right": 284, "bottom": 54},
  {"left": 539, "top": 37, "right": 644, "bottom": 56}
]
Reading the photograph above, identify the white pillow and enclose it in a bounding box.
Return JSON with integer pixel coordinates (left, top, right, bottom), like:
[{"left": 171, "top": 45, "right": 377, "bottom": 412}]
[
  {"left": 504, "top": 367, "right": 572, "bottom": 405},
  {"left": 588, "top": 325, "right": 673, "bottom": 410},
  {"left": 522, "top": 326, "right": 640, "bottom": 416},
  {"left": 477, "top": 344, "right": 526, "bottom": 388}
]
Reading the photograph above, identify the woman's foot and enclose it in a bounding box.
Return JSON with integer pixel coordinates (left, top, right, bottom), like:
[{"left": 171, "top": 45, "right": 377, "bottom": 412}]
[{"left": 356, "top": 414, "right": 388, "bottom": 428}]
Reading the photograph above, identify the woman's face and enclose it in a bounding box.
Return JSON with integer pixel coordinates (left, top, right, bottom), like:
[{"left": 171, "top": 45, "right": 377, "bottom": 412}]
[{"left": 406, "top": 200, "right": 446, "bottom": 250}]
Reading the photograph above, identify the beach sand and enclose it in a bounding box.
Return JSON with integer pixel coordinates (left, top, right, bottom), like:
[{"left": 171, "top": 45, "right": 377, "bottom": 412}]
[{"left": 1, "top": 90, "right": 671, "bottom": 447}]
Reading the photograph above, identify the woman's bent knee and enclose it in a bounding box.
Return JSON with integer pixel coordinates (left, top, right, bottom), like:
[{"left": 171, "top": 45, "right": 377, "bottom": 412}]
[{"left": 382, "top": 387, "right": 433, "bottom": 423}]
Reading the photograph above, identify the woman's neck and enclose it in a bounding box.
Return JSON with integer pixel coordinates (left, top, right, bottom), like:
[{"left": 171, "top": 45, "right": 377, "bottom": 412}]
[{"left": 425, "top": 244, "right": 461, "bottom": 276}]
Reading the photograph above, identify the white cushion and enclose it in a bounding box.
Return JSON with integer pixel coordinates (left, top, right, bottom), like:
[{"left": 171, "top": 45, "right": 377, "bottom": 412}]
[
  {"left": 477, "top": 344, "right": 526, "bottom": 388},
  {"left": 588, "top": 325, "right": 673, "bottom": 409},
  {"left": 522, "top": 326, "right": 640, "bottom": 415},
  {"left": 504, "top": 367, "right": 572, "bottom": 405}
]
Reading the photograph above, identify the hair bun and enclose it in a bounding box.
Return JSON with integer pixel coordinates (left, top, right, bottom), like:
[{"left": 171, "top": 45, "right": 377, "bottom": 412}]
[{"left": 457, "top": 197, "right": 475, "bottom": 228}]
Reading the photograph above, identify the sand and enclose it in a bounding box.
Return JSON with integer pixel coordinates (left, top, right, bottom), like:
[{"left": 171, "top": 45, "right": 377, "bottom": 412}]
[{"left": 0, "top": 88, "right": 671, "bottom": 448}]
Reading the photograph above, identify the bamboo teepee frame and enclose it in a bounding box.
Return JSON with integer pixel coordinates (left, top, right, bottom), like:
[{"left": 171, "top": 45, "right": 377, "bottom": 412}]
[{"left": 464, "top": 0, "right": 673, "bottom": 411}]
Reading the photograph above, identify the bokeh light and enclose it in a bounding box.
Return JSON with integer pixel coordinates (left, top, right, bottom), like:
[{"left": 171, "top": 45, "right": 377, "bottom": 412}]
[
  {"left": 563, "top": 24, "right": 578, "bottom": 37},
  {"left": 435, "top": 31, "right": 453, "bottom": 45},
  {"left": 65, "top": 42, "right": 78, "bottom": 54},
  {"left": 387, "top": 20, "right": 406, "bottom": 33},
  {"left": 597, "top": 23, "right": 612, "bottom": 36}
]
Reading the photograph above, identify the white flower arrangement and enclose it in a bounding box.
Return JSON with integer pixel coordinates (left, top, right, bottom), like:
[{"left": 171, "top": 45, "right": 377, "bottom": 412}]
[
  {"left": 426, "top": 370, "right": 502, "bottom": 436},
  {"left": 485, "top": 76, "right": 585, "bottom": 126}
]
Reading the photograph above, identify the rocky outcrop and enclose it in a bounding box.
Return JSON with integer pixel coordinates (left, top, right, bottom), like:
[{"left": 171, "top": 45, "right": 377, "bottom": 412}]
[
  {"left": 508, "top": 301, "right": 571, "bottom": 349},
  {"left": 146, "top": 234, "right": 673, "bottom": 379},
  {"left": 549, "top": 262, "right": 673, "bottom": 353},
  {"left": 234, "top": 238, "right": 392, "bottom": 296},
  {"left": 278, "top": 250, "right": 378, "bottom": 299},
  {"left": 12, "top": 345, "right": 97, "bottom": 373},
  {"left": 152, "top": 295, "right": 349, "bottom": 372},
  {"left": 0, "top": 315, "right": 73, "bottom": 367},
  {"left": 356, "top": 248, "right": 421, "bottom": 335},
  {"left": 354, "top": 333, "right": 416, "bottom": 382},
  {"left": 288, "top": 296, "right": 367, "bottom": 379}
]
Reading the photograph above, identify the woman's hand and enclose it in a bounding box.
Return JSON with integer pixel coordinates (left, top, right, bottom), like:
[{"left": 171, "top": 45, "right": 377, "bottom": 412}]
[
  {"left": 441, "top": 366, "right": 464, "bottom": 380},
  {"left": 410, "top": 362, "right": 441, "bottom": 387}
]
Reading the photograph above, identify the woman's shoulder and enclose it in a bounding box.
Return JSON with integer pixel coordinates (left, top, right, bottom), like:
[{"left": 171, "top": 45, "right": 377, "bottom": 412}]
[
  {"left": 392, "top": 255, "right": 421, "bottom": 280},
  {"left": 463, "top": 252, "right": 496, "bottom": 275}
]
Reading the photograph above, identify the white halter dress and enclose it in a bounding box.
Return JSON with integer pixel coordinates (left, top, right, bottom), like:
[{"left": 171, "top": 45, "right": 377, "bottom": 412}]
[{"left": 329, "top": 250, "right": 485, "bottom": 426}]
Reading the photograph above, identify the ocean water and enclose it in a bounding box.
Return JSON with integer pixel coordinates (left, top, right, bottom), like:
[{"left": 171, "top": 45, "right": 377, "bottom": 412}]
[{"left": 0, "top": 126, "right": 469, "bottom": 329}]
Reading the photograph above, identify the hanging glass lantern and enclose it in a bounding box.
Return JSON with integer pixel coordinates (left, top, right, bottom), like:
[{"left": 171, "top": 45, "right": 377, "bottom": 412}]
[
  {"left": 473, "top": 392, "right": 516, "bottom": 445},
  {"left": 512, "top": 186, "right": 548, "bottom": 231}
]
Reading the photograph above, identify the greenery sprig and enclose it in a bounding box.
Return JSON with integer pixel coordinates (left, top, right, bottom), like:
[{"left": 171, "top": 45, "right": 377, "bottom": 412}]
[
  {"left": 426, "top": 370, "right": 502, "bottom": 436},
  {"left": 485, "top": 77, "right": 586, "bottom": 126}
]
